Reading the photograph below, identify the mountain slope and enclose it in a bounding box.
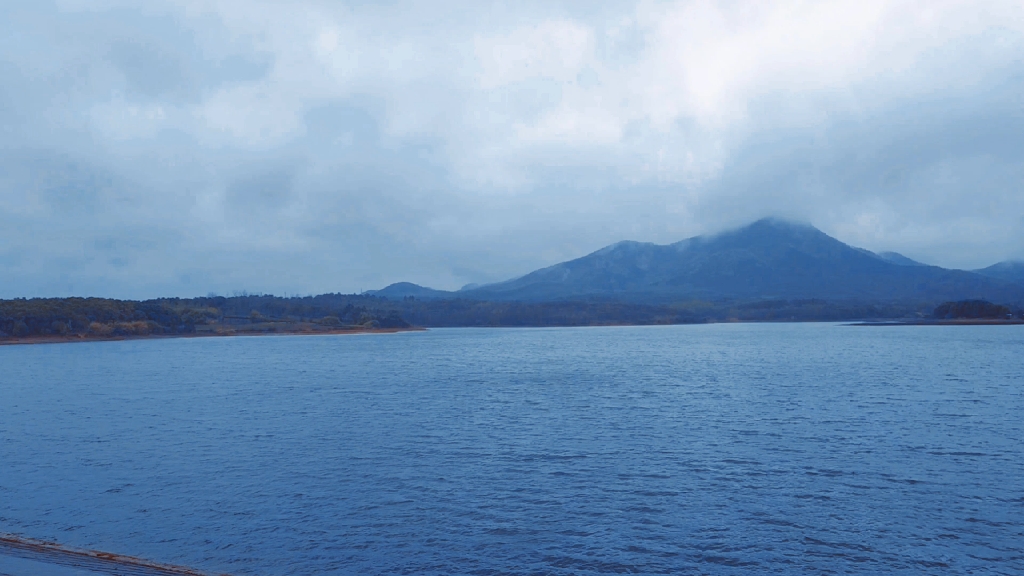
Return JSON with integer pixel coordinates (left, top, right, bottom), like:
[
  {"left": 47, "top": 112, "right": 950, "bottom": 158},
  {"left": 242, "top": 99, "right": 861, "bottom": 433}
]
[
  {"left": 974, "top": 261, "right": 1024, "bottom": 285},
  {"left": 876, "top": 252, "right": 926, "bottom": 266},
  {"left": 459, "top": 219, "right": 1024, "bottom": 303}
]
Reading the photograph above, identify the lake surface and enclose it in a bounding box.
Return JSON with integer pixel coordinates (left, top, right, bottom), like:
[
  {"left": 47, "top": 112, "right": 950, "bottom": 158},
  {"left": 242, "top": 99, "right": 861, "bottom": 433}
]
[{"left": 1, "top": 324, "right": 1023, "bottom": 575}]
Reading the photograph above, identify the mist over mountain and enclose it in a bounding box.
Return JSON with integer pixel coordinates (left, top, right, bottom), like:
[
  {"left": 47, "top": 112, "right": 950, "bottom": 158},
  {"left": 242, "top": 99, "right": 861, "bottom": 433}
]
[
  {"left": 373, "top": 219, "right": 1024, "bottom": 305},
  {"left": 875, "top": 252, "right": 927, "bottom": 267}
]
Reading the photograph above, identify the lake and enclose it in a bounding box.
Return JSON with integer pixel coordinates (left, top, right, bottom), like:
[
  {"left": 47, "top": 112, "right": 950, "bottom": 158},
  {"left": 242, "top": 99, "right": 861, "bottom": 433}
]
[{"left": 1, "top": 324, "right": 1022, "bottom": 574}]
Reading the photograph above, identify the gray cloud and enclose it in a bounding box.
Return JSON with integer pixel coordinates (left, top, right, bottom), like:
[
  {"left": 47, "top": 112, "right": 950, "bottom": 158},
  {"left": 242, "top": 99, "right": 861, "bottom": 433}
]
[{"left": 1, "top": 0, "right": 1023, "bottom": 298}]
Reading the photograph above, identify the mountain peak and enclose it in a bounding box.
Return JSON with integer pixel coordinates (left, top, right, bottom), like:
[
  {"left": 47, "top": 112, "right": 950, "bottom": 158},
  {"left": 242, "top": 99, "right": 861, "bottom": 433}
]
[
  {"left": 367, "top": 282, "right": 452, "bottom": 299},
  {"left": 713, "top": 217, "right": 824, "bottom": 240},
  {"left": 748, "top": 216, "right": 817, "bottom": 229},
  {"left": 374, "top": 218, "right": 1024, "bottom": 305},
  {"left": 696, "top": 217, "right": 833, "bottom": 252},
  {"left": 456, "top": 217, "right": 1024, "bottom": 303}
]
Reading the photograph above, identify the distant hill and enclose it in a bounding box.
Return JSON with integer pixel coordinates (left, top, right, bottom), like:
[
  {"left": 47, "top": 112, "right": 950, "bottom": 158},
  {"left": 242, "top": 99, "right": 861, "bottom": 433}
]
[
  {"left": 974, "top": 261, "right": 1024, "bottom": 285},
  {"left": 379, "top": 218, "right": 1024, "bottom": 305},
  {"left": 367, "top": 282, "right": 453, "bottom": 300}
]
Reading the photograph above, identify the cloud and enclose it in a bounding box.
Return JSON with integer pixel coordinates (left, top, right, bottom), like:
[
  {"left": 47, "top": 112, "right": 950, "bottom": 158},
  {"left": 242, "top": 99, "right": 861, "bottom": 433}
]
[{"left": 1, "top": 0, "right": 1023, "bottom": 298}]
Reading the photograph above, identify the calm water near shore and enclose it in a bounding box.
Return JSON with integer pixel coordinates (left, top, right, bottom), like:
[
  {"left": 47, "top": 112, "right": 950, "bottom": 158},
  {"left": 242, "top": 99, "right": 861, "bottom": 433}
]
[{"left": 1, "top": 324, "right": 1022, "bottom": 575}]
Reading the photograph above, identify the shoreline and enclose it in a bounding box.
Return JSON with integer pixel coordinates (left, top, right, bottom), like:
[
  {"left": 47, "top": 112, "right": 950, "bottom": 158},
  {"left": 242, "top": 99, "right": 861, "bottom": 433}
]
[
  {"left": 3, "top": 318, "right": 1021, "bottom": 346},
  {"left": 0, "top": 533, "right": 223, "bottom": 576},
  {"left": 0, "top": 326, "right": 426, "bottom": 347},
  {"left": 848, "top": 319, "right": 1024, "bottom": 326}
]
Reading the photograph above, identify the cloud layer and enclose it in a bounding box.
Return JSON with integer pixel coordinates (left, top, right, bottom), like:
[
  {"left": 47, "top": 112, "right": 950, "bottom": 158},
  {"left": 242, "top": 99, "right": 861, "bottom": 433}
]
[{"left": 3, "top": 0, "right": 1024, "bottom": 298}]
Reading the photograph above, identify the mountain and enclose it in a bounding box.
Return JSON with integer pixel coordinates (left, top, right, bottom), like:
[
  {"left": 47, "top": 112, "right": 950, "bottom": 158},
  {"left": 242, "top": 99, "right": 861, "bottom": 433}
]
[
  {"left": 459, "top": 218, "right": 1024, "bottom": 303},
  {"left": 974, "top": 261, "right": 1024, "bottom": 285},
  {"left": 374, "top": 219, "right": 1024, "bottom": 305},
  {"left": 367, "top": 282, "right": 453, "bottom": 300}
]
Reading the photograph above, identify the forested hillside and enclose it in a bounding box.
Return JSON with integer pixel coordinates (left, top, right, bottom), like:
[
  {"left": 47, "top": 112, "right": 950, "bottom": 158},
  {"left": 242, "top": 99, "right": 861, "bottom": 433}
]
[{"left": 0, "top": 295, "right": 409, "bottom": 340}]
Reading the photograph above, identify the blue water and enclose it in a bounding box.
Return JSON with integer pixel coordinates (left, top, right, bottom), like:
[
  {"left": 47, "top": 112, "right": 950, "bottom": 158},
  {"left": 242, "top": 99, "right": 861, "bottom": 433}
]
[{"left": 1, "top": 324, "right": 1023, "bottom": 575}]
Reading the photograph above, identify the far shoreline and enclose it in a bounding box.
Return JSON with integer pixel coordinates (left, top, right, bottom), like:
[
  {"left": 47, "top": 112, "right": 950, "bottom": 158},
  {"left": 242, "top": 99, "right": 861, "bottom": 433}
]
[
  {"left": 5, "top": 319, "right": 1024, "bottom": 347},
  {"left": 0, "top": 326, "right": 426, "bottom": 347},
  {"left": 848, "top": 319, "right": 1024, "bottom": 326}
]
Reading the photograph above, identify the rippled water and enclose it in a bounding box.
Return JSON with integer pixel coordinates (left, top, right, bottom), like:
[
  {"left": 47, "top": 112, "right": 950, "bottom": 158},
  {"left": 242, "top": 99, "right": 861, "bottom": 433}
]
[{"left": 2, "top": 324, "right": 1023, "bottom": 575}]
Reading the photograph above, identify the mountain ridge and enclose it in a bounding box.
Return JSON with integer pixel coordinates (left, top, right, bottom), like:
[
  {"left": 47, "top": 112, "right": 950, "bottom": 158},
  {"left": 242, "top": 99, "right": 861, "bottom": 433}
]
[{"left": 370, "top": 218, "right": 1024, "bottom": 305}]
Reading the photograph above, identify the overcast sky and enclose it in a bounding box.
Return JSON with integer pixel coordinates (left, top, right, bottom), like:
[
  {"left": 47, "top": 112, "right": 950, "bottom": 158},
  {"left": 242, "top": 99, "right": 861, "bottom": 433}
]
[{"left": 2, "top": 0, "right": 1024, "bottom": 298}]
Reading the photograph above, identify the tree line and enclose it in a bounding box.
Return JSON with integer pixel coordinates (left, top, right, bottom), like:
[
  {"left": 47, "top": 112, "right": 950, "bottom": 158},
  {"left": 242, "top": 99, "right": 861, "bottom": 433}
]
[
  {"left": 0, "top": 295, "right": 408, "bottom": 339},
  {"left": 3, "top": 294, "right": 1020, "bottom": 340}
]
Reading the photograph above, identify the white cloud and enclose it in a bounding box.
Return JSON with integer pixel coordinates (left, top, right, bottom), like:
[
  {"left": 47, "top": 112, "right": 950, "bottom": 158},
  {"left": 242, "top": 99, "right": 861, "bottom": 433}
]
[
  {"left": 2, "top": 0, "right": 1024, "bottom": 297},
  {"left": 475, "top": 19, "right": 594, "bottom": 89}
]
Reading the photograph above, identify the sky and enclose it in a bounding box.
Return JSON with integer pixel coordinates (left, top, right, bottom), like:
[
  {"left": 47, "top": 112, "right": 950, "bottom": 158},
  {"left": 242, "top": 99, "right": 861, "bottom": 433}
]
[{"left": 2, "top": 0, "right": 1024, "bottom": 299}]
